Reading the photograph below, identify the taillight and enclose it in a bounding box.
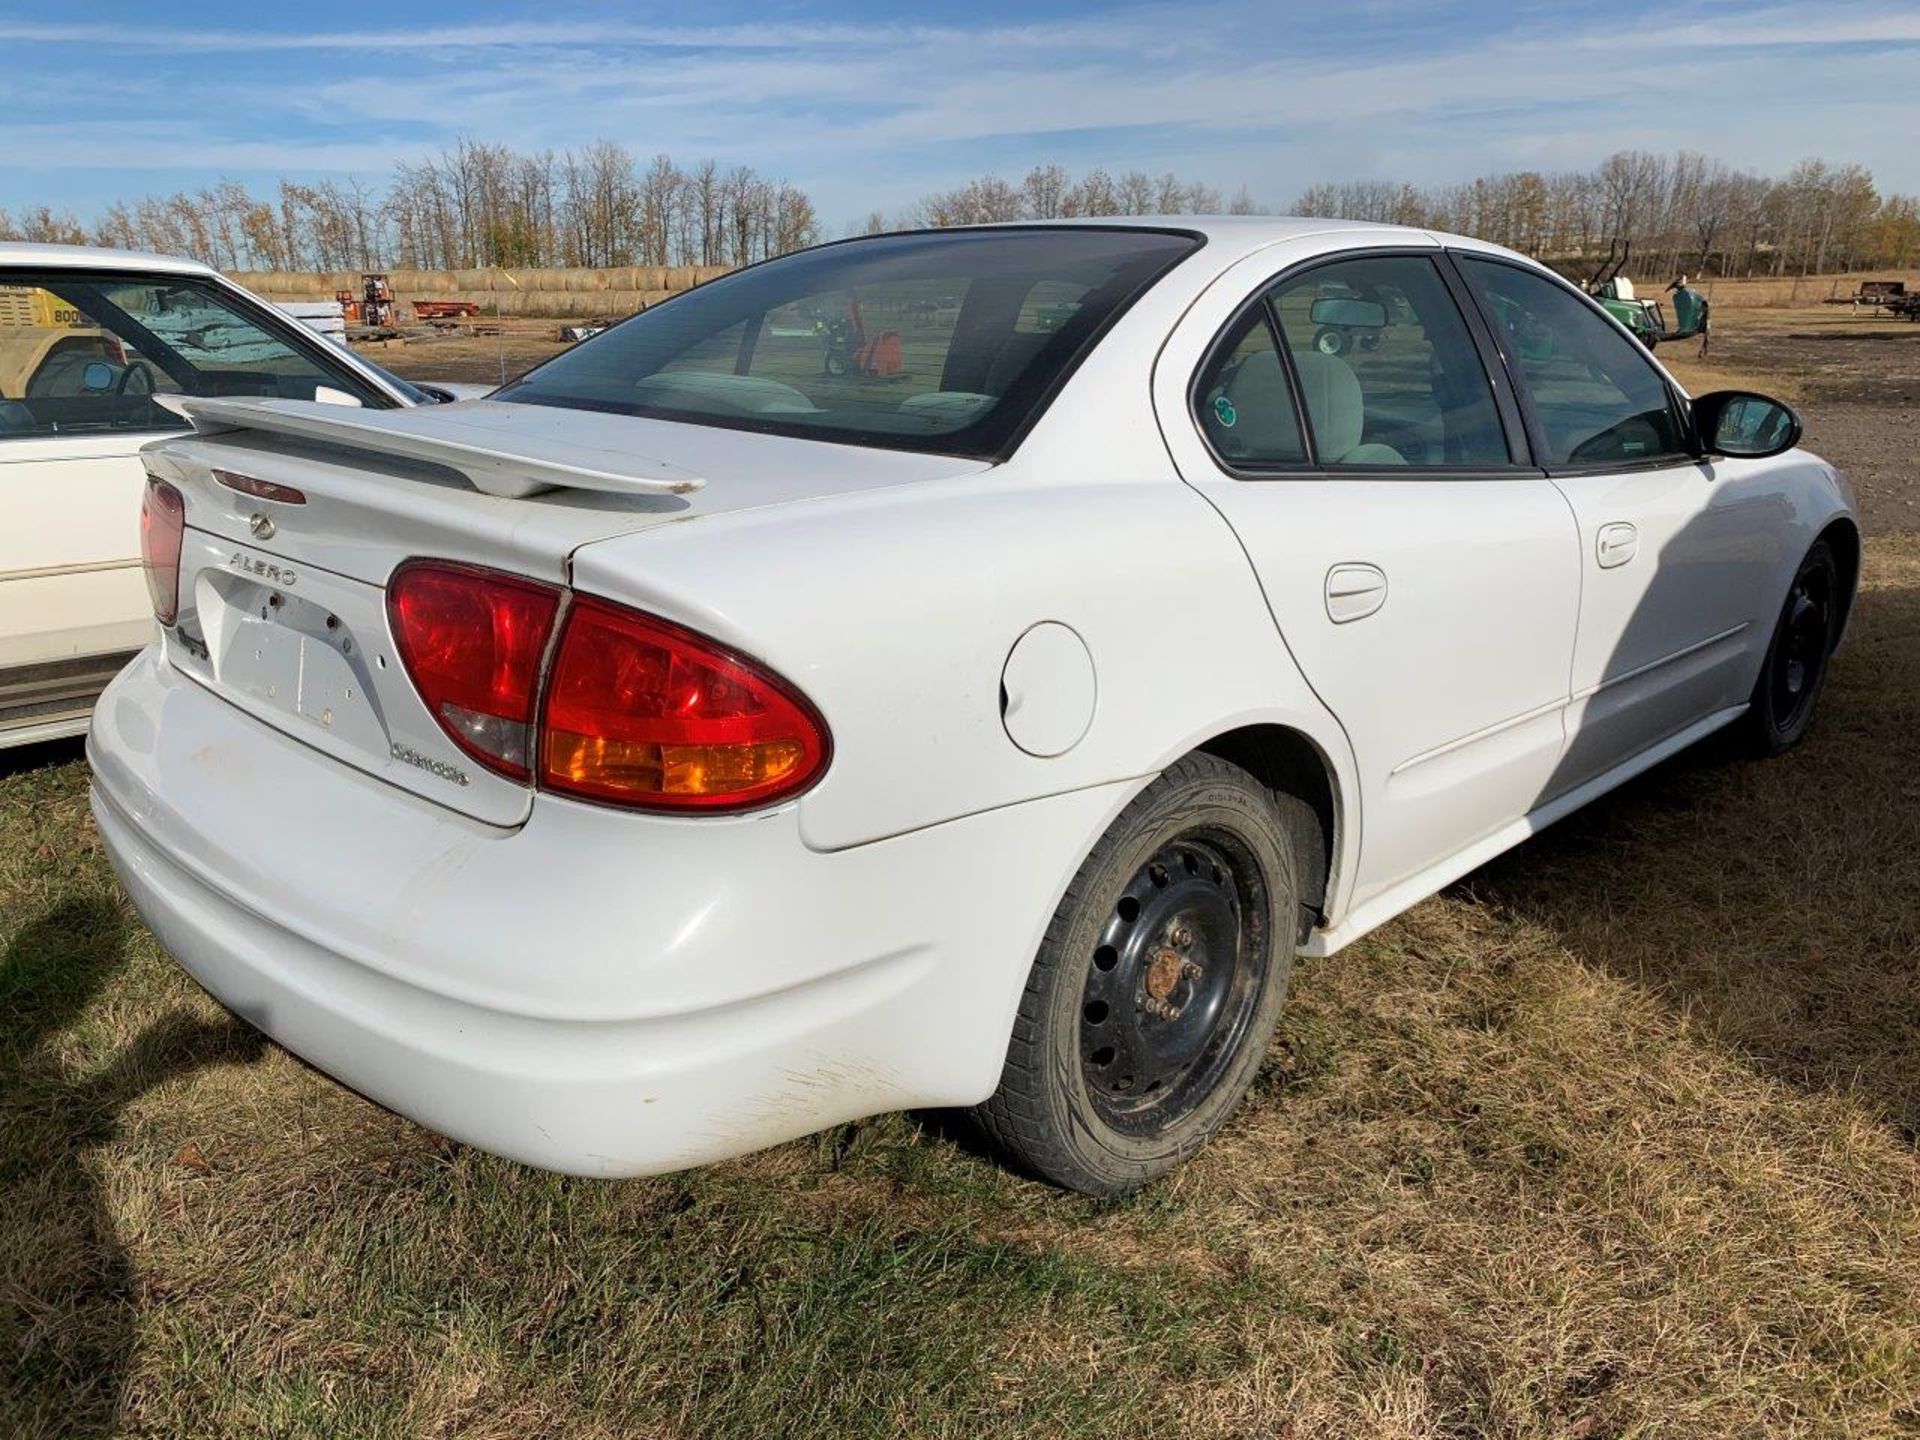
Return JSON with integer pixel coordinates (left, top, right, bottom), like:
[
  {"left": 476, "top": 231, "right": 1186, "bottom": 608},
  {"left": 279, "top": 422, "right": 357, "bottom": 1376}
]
[
  {"left": 540, "top": 598, "right": 830, "bottom": 812},
  {"left": 386, "top": 561, "right": 829, "bottom": 811},
  {"left": 139, "top": 477, "right": 186, "bottom": 625},
  {"left": 387, "top": 562, "right": 560, "bottom": 780}
]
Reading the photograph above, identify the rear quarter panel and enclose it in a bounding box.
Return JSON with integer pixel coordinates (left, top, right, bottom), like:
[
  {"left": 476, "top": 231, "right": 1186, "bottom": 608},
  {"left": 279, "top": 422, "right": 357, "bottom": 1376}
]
[{"left": 569, "top": 461, "right": 1355, "bottom": 860}]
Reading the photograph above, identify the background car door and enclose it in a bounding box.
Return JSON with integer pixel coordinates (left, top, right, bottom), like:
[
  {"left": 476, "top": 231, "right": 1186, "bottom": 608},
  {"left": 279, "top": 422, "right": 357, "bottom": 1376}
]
[
  {"left": 1456, "top": 256, "right": 1783, "bottom": 796},
  {"left": 1179, "top": 251, "right": 1581, "bottom": 912},
  {"left": 0, "top": 270, "right": 389, "bottom": 721}
]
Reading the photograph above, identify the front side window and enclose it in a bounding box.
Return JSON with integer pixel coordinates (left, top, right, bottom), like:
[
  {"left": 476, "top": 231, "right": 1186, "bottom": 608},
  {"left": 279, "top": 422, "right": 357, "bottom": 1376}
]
[
  {"left": 1266, "top": 254, "right": 1511, "bottom": 468},
  {"left": 1460, "top": 258, "right": 1688, "bottom": 467},
  {"left": 496, "top": 228, "right": 1201, "bottom": 458},
  {"left": 0, "top": 271, "right": 382, "bottom": 441}
]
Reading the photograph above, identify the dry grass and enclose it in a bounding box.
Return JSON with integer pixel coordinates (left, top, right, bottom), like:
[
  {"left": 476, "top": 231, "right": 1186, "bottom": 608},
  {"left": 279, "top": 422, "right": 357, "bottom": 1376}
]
[
  {"left": 4, "top": 314, "right": 1920, "bottom": 1438},
  {"left": 1691, "top": 271, "right": 1920, "bottom": 310}
]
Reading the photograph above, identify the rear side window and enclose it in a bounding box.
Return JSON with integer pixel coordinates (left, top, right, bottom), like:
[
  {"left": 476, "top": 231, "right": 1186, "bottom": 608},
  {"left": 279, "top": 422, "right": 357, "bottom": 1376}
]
[
  {"left": 1195, "top": 309, "right": 1306, "bottom": 465},
  {"left": 1460, "top": 258, "right": 1688, "bottom": 467},
  {"left": 0, "top": 271, "right": 382, "bottom": 441},
  {"left": 496, "top": 228, "right": 1201, "bottom": 459},
  {"left": 1267, "top": 255, "right": 1510, "bottom": 468}
]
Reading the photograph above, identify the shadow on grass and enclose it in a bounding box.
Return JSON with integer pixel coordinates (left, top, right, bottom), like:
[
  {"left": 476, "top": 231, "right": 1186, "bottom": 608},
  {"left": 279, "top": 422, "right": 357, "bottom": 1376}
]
[
  {"left": 1462, "top": 570, "right": 1920, "bottom": 1133},
  {"left": 0, "top": 735, "right": 85, "bottom": 782},
  {"left": 1, "top": 900, "right": 264, "bottom": 1438}
]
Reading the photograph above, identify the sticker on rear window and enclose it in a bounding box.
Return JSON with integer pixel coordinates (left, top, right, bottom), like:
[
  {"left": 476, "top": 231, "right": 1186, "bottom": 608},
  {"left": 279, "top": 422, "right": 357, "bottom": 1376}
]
[{"left": 1213, "top": 395, "right": 1237, "bottom": 428}]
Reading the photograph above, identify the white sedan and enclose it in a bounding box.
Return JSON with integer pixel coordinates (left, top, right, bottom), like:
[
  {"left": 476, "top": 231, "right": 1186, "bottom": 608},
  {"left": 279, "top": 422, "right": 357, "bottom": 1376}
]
[
  {"left": 89, "top": 219, "right": 1855, "bottom": 1194},
  {"left": 0, "top": 243, "right": 476, "bottom": 747}
]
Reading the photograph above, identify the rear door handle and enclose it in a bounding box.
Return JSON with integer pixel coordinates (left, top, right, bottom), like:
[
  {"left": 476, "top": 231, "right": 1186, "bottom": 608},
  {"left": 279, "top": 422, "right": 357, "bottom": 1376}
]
[
  {"left": 1325, "top": 563, "right": 1388, "bottom": 623},
  {"left": 1596, "top": 521, "right": 1639, "bottom": 568}
]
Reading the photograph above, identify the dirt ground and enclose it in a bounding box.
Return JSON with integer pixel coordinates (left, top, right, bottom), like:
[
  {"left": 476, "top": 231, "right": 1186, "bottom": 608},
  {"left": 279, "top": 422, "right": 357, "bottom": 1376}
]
[
  {"left": 1655, "top": 306, "right": 1920, "bottom": 535},
  {"left": 355, "top": 328, "right": 568, "bottom": 389}
]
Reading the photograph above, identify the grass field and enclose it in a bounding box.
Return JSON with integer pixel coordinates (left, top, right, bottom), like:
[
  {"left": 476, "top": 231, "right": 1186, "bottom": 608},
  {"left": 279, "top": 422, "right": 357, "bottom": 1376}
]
[{"left": 5, "top": 309, "right": 1920, "bottom": 1437}]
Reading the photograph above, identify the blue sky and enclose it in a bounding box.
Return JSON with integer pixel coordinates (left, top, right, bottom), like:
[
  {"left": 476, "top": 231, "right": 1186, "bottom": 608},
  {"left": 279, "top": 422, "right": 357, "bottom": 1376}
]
[{"left": 4, "top": 0, "right": 1919, "bottom": 229}]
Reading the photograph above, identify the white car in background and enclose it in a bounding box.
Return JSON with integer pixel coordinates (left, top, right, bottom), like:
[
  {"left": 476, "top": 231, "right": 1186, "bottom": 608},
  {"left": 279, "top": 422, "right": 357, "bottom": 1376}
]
[
  {"left": 0, "top": 243, "right": 479, "bottom": 747},
  {"left": 90, "top": 219, "right": 1855, "bottom": 1194}
]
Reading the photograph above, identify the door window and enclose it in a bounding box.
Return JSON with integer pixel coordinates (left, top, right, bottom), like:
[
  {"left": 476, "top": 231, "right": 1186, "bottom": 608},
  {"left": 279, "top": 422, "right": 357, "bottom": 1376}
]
[
  {"left": 1194, "top": 308, "right": 1306, "bottom": 466},
  {"left": 0, "top": 271, "right": 379, "bottom": 441},
  {"left": 1459, "top": 258, "right": 1688, "bottom": 468},
  {"left": 1267, "top": 255, "right": 1511, "bottom": 468}
]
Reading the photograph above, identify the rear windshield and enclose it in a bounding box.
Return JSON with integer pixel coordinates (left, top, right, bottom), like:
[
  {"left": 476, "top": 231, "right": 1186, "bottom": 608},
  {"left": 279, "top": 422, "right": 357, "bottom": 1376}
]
[{"left": 494, "top": 227, "right": 1200, "bottom": 459}]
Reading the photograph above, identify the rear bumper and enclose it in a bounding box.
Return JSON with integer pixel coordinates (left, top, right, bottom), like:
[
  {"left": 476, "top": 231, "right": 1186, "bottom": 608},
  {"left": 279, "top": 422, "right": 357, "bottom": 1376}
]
[{"left": 90, "top": 647, "right": 1129, "bottom": 1176}]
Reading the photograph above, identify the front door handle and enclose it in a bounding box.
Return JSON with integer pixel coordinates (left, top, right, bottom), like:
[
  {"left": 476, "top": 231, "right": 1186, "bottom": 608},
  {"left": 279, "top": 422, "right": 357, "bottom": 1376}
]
[
  {"left": 1596, "top": 521, "right": 1639, "bottom": 568},
  {"left": 1325, "top": 563, "right": 1388, "bottom": 623}
]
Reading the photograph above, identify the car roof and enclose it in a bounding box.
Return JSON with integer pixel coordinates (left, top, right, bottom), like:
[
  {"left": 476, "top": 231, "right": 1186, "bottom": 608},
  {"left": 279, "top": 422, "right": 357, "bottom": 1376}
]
[
  {"left": 0, "top": 241, "right": 217, "bottom": 276},
  {"left": 940, "top": 215, "right": 1527, "bottom": 280}
]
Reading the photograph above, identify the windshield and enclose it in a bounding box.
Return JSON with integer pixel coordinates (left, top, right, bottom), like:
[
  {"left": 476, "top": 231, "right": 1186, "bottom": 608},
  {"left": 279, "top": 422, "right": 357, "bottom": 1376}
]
[
  {"left": 351, "top": 351, "right": 432, "bottom": 405},
  {"left": 494, "top": 227, "right": 1201, "bottom": 458},
  {"left": 0, "top": 269, "right": 390, "bottom": 439}
]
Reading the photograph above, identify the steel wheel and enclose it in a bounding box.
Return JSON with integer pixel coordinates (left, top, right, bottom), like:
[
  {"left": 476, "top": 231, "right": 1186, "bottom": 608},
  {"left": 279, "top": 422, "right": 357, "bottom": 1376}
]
[
  {"left": 1079, "top": 830, "right": 1270, "bottom": 1135},
  {"left": 974, "top": 752, "right": 1319, "bottom": 1195},
  {"left": 1767, "top": 558, "right": 1835, "bottom": 738},
  {"left": 1741, "top": 537, "right": 1843, "bottom": 756}
]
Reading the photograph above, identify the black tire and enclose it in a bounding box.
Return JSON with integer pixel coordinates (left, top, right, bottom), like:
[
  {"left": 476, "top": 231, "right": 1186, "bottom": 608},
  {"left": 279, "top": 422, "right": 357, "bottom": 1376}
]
[
  {"left": 1739, "top": 538, "right": 1841, "bottom": 756},
  {"left": 1312, "top": 327, "right": 1347, "bottom": 357},
  {"left": 974, "top": 753, "right": 1311, "bottom": 1195}
]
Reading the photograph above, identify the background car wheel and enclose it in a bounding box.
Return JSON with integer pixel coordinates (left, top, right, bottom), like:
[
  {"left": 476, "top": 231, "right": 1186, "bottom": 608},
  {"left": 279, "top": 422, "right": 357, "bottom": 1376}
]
[
  {"left": 1740, "top": 537, "right": 1840, "bottom": 756},
  {"left": 973, "top": 753, "right": 1312, "bottom": 1195},
  {"left": 1312, "top": 326, "right": 1348, "bottom": 356}
]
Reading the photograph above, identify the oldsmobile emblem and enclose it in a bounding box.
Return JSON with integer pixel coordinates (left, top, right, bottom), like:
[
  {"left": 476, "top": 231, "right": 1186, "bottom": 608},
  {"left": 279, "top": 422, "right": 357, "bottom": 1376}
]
[
  {"left": 248, "top": 512, "right": 275, "bottom": 541},
  {"left": 391, "top": 740, "right": 471, "bottom": 787}
]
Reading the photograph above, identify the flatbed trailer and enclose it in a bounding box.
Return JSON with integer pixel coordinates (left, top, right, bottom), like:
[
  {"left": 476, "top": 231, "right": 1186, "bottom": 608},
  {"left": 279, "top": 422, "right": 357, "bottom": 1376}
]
[{"left": 412, "top": 299, "right": 482, "bottom": 322}]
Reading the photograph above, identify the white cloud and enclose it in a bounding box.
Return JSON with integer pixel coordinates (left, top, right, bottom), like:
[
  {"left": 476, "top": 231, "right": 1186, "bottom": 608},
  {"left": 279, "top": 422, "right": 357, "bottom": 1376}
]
[{"left": 2, "top": 0, "right": 1918, "bottom": 220}]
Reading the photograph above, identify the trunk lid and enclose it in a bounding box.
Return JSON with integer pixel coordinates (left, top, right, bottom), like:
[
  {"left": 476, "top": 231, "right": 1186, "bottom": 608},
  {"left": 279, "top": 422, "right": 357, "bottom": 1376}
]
[{"left": 145, "top": 397, "right": 988, "bottom": 824}]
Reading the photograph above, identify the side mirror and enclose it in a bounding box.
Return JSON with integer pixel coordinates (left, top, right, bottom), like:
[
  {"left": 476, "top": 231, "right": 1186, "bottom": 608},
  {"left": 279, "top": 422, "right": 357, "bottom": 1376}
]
[
  {"left": 82, "top": 360, "right": 116, "bottom": 392},
  {"left": 1308, "top": 296, "right": 1389, "bottom": 330},
  {"left": 1693, "top": 390, "right": 1801, "bottom": 459}
]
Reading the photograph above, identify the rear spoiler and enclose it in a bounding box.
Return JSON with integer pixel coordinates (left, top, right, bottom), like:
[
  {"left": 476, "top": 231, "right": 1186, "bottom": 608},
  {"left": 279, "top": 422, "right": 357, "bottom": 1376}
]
[{"left": 162, "top": 396, "right": 706, "bottom": 500}]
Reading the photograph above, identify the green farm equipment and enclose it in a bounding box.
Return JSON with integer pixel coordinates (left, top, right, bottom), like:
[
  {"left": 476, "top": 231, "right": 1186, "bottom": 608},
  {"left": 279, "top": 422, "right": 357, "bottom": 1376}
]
[{"left": 1582, "top": 240, "right": 1710, "bottom": 353}]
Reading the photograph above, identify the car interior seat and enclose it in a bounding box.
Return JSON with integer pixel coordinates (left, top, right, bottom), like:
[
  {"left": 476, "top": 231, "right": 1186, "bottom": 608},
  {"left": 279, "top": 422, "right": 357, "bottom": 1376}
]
[
  {"left": 1215, "top": 347, "right": 1408, "bottom": 467},
  {"left": 1213, "top": 346, "right": 1299, "bottom": 459},
  {"left": 1288, "top": 349, "right": 1406, "bottom": 465}
]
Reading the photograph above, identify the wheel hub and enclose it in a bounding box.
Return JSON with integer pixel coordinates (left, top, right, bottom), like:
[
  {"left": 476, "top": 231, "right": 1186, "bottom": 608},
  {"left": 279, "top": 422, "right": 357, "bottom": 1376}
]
[{"left": 1141, "top": 944, "right": 1201, "bottom": 1020}]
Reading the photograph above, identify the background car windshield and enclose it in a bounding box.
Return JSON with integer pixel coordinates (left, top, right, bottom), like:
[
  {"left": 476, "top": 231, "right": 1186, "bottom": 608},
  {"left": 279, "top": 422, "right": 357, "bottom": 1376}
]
[
  {"left": 495, "top": 228, "right": 1200, "bottom": 457},
  {"left": 0, "top": 271, "right": 383, "bottom": 439}
]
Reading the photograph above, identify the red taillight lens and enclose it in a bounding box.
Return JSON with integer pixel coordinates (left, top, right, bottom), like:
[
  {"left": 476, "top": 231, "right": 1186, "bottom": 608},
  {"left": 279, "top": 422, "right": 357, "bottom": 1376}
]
[
  {"left": 387, "top": 561, "right": 560, "bottom": 780},
  {"left": 539, "top": 598, "right": 830, "bottom": 811},
  {"left": 139, "top": 477, "right": 186, "bottom": 625}
]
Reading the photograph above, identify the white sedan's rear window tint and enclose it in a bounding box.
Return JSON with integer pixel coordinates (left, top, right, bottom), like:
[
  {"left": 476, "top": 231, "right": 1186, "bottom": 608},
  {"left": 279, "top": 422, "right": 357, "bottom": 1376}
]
[{"left": 497, "top": 228, "right": 1200, "bottom": 459}]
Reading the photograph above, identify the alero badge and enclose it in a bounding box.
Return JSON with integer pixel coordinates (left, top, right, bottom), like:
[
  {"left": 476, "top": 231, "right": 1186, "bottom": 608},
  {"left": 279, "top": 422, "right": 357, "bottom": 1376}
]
[{"left": 229, "top": 552, "right": 296, "bottom": 587}]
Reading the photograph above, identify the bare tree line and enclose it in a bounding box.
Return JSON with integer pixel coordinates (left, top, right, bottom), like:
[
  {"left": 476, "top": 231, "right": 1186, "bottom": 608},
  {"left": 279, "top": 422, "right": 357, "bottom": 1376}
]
[
  {"left": 863, "top": 164, "right": 1265, "bottom": 231},
  {"left": 0, "top": 140, "right": 820, "bottom": 272},
  {"left": 8, "top": 147, "right": 1919, "bottom": 279},
  {"left": 1294, "top": 152, "right": 1920, "bottom": 277}
]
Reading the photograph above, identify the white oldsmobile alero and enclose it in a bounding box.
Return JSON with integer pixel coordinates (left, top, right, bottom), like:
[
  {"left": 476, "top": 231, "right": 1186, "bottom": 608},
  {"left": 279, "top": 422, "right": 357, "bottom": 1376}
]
[{"left": 90, "top": 219, "right": 1857, "bottom": 1194}]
